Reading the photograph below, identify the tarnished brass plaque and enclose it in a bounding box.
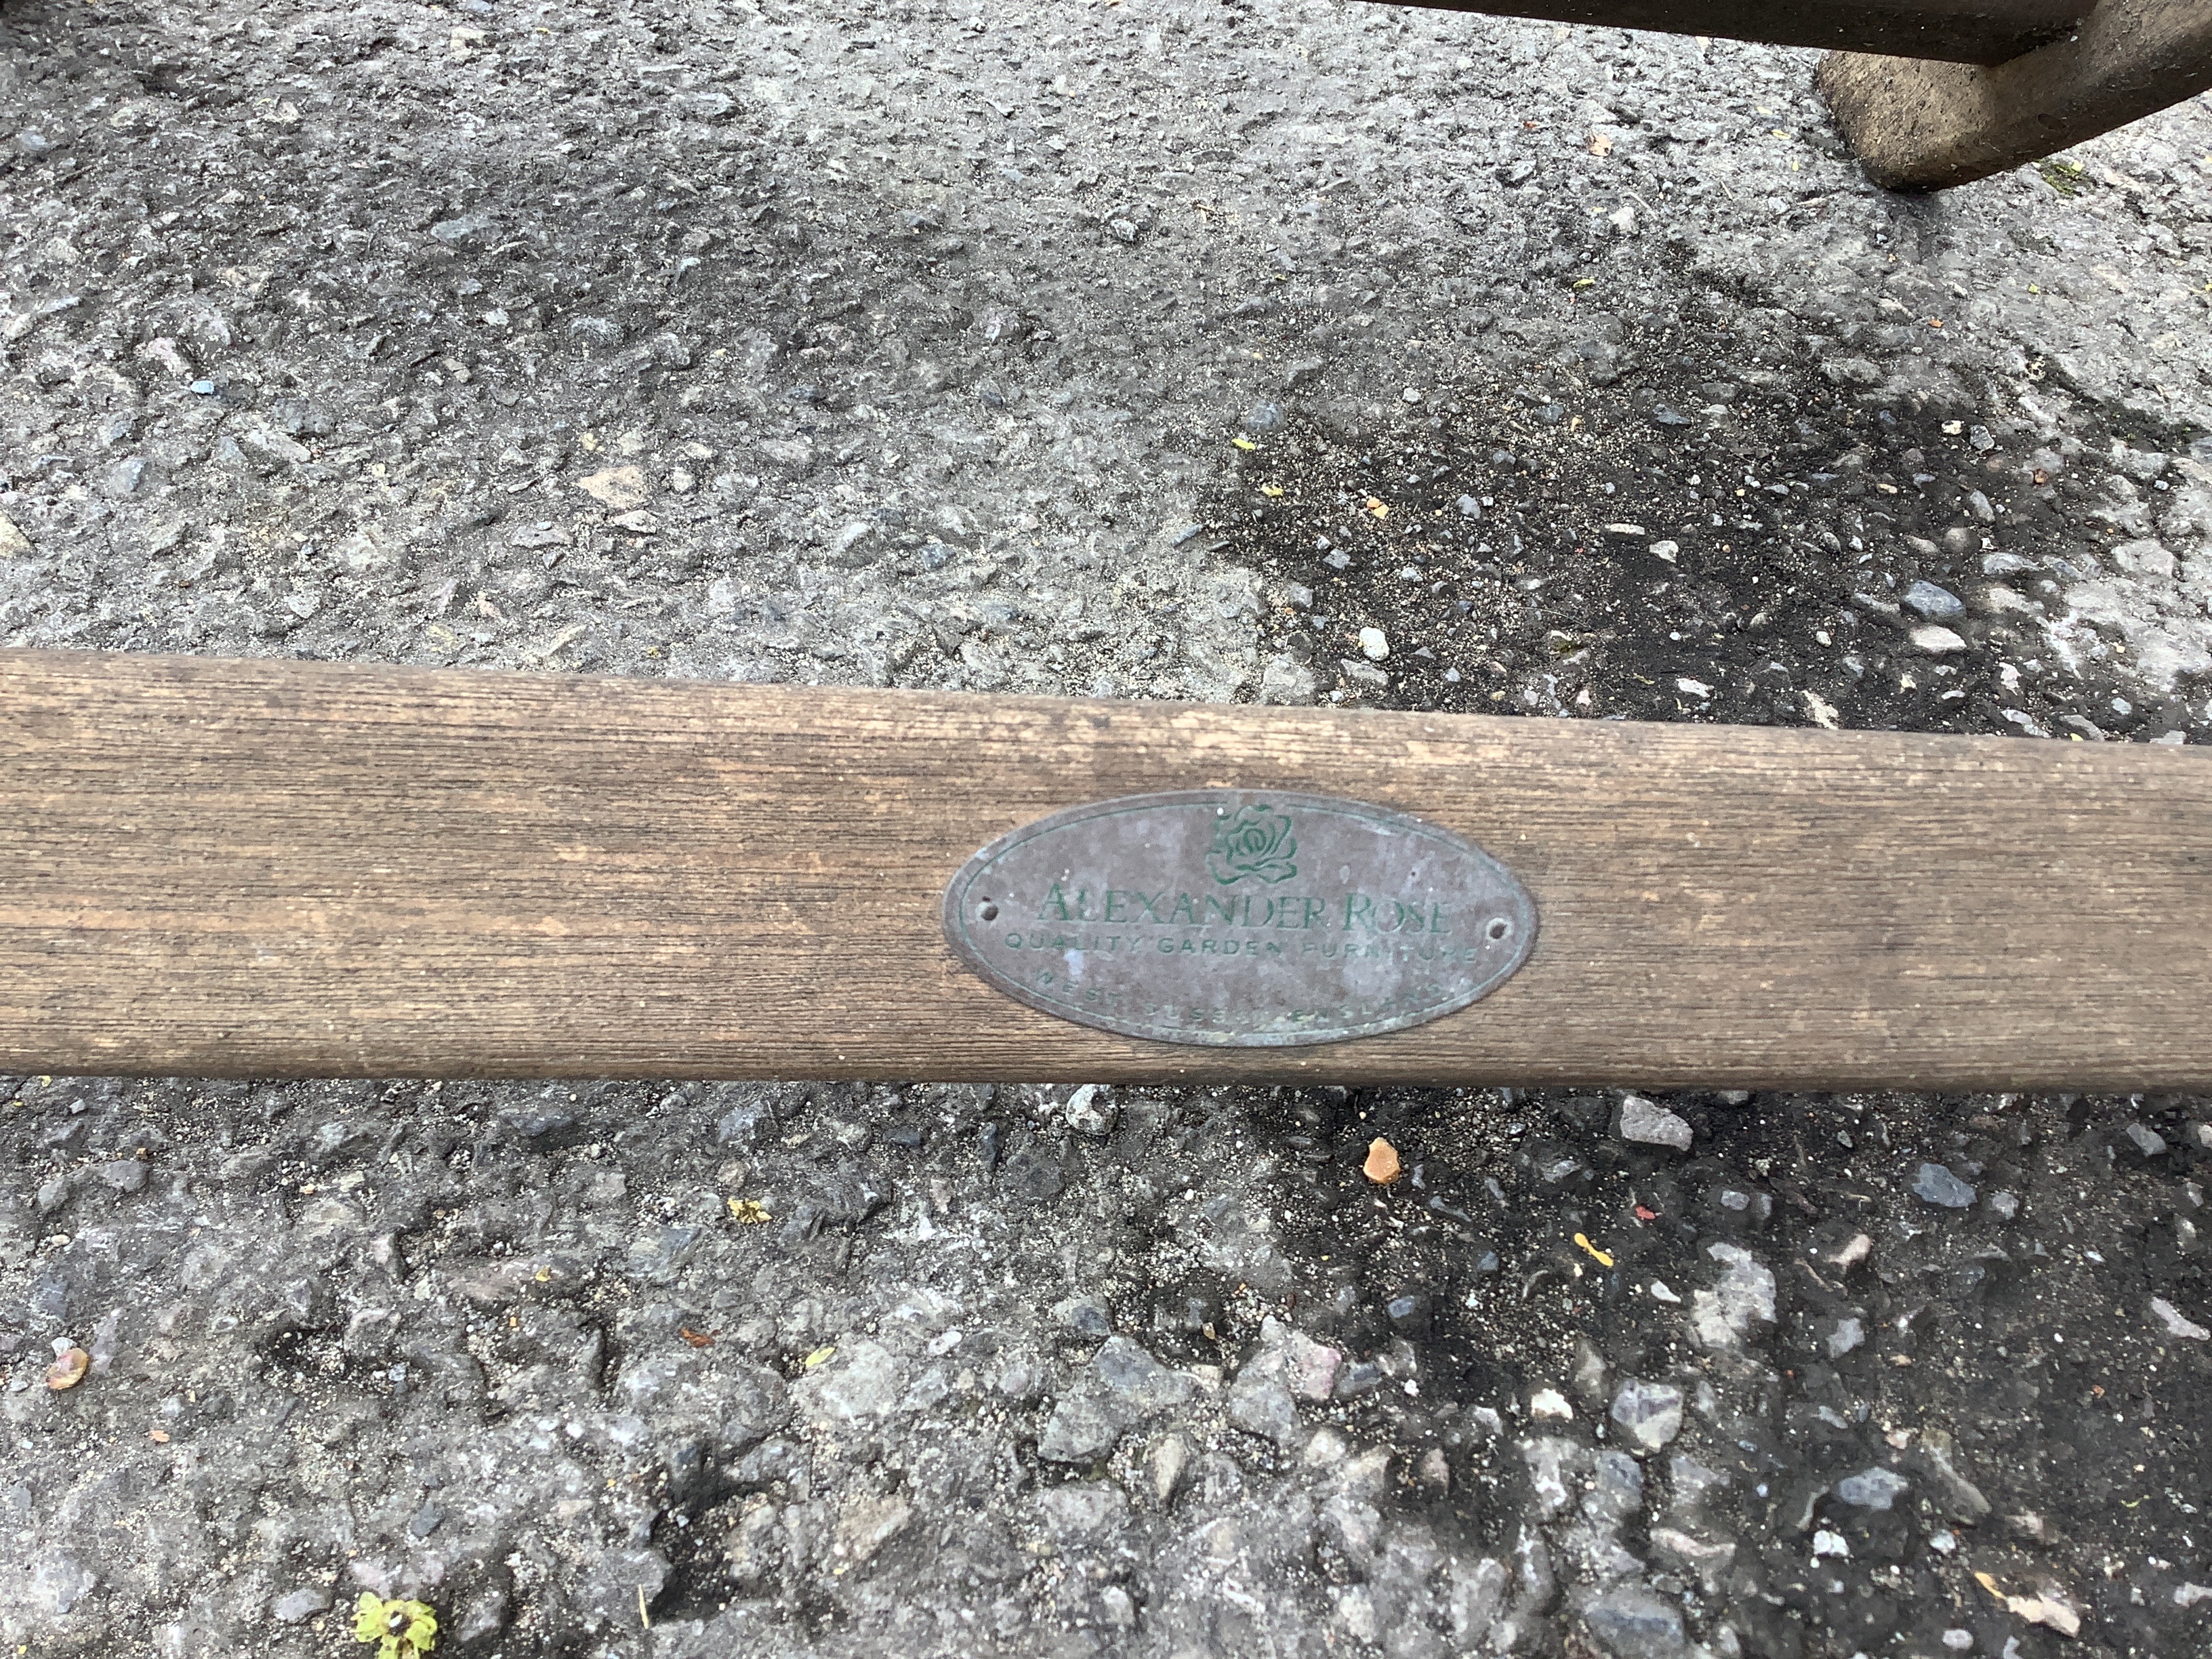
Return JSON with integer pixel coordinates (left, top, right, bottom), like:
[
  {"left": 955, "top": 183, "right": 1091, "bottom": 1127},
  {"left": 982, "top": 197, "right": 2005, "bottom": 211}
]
[{"left": 941, "top": 791, "right": 1538, "bottom": 1046}]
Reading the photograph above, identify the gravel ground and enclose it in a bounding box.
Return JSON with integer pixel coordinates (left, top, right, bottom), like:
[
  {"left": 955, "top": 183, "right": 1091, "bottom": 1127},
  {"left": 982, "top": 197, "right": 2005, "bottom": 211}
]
[{"left": 4, "top": 1, "right": 2212, "bottom": 1656}]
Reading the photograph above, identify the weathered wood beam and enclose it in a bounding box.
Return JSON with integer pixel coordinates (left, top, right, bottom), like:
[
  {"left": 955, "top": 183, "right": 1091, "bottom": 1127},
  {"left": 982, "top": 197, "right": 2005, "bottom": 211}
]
[
  {"left": 1820, "top": 0, "right": 2212, "bottom": 188},
  {"left": 3, "top": 649, "right": 2209, "bottom": 1090},
  {"left": 1370, "top": 0, "right": 2094, "bottom": 66}
]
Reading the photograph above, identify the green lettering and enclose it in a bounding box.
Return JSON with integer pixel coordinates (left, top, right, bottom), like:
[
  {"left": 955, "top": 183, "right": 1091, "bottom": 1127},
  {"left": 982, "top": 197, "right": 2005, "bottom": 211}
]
[
  {"left": 1038, "top": 882, "right": 1076, "bottom": 922},
  {"left": 1343, "top": 893, "right": 1375, "bottom": 931},
  {"left": 1168, "top": 893, "right": 1198, "bottom": 924},
  {"left": 1202, "top": 895, "right": 1237, "bottom": 926},
  {"left": 1104, "top": 889, "right": 1130, "bottom": 923}
]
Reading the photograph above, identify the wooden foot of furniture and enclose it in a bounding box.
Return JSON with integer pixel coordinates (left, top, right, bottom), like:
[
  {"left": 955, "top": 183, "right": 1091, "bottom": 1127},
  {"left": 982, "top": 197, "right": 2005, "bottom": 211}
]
[
  {"left": 1378, "top": 0, "right": 2090, "bottom": 66},
  {"left": 1819, "top": 0, "right": 2212, "bottom": 190}
]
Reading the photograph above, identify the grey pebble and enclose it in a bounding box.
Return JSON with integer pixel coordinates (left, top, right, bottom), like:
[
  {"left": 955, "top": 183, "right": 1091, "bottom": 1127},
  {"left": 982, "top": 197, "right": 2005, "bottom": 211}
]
[
  {"left": 1225, "top": 1371, "right": 1302, "bottom": 1443},
  {"left": 999, "top": 1137, "right": 1065, "bottom": 1202},
  {"left": 1039, "top": 1336, "right": 1193, "bottom": 1462},
  {"left": 1616, "top": 1095, "right": 1693, "bottom": 1151},
  {"left": 270, "top": 1588, "right": 332, "bottom": 1624},
  {"left": 1912, "top": 1162, "right": 1977, "bottom": 1208},
  {"left": 2125, "top": 1122, "right": 2169, "bottom": 1157},
  {"left": 429, "top": 211, "right": 497, "bottom": 244},
  {"left": 1608, "top": 1380, "right": 1685, "bottom": 1454},
  {"left": 94, "top": 1160, "right": 146, "bottom": 1193},
  {"left": 1578, "top": 1584, "right": 1688, "bottom": 1658},
  {"left": 1902, "top": 580, "right": 1965, "bottom": 620},
  {"left": 1063, "top": 1083, "right": 1118, "bottom": 1137},
  {"left": 1833, "top": 1467, "right": 1911, "bottom": 1511},
  {"left": 1052, "top": 1294, "right": 1113, "bottom": 1337}
]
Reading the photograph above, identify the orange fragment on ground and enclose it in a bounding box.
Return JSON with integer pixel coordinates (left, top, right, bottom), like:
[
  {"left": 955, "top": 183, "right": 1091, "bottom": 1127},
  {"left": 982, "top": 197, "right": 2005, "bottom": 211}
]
[
  {"left": 1363, "top": 1138, "right": 1401, "bottom": 1185},
  {"left": 45, "top": 1347, "right": 89, "bottom": 1391}
]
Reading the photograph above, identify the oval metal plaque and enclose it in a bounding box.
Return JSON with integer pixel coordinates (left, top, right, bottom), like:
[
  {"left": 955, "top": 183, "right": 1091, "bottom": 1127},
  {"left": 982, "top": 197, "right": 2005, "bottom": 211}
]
[{"left": 942, "top": 790, "right": 1538, "bottom": 1047}]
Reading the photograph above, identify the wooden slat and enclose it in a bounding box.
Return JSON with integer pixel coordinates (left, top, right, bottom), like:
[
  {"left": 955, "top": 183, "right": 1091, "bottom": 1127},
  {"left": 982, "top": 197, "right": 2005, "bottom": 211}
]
[
  {"left": 1372, "top": 0, "right": 2095, "bottom": 65},
  {"left": 1820, "top": 0, "right": 2212, "bottom": 189},
  {"left": 2, "top": 649, "right": 2209, "bottom": 1090}
]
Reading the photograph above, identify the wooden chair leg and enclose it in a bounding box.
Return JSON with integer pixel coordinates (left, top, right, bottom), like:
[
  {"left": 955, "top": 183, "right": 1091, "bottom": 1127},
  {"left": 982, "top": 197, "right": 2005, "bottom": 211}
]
[{"left": 1818, "top": 0, "right": 2212, "bottom": 190}]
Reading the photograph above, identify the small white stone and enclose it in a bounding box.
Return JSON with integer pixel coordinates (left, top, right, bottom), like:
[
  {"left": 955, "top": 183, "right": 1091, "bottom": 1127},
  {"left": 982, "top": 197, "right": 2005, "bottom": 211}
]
[
  {"left": 1336, "top": 1585, "right": 1379, "bottom": 1644},
  {"left": 1401, "top": 387, "right": 1423, "bottom": 404},
  {"left": 1811, "top": 1530, "right": 1851, "bottom": 1559},
  {"left": 1676, "top": 677, "right": 1713, "bottom": 697},
  {"left": 1528, "top": 1387, "right": 1574, "bottom": 1420},
  {"left": 2150, "top": 1297, "right": 2209, "bottom": 1341},
  {"left": 1910, "top": 625, "right": 1967, "bottom": 655},
  {"left": 1649, "top": 539, "right": 1679, "bottom": 562},
  {"left": 1301, "top": 1427, "right": 1351, "bottom": 1467},
  {"left": 1357, "top": 627, "right": 1390, "bottom": 661}
]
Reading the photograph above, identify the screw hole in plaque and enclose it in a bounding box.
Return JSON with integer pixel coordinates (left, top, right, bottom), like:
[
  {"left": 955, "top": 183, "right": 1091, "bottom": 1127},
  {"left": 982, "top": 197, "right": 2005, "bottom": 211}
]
[
  {"left": 978, "top": 899, "right": 1000, "bottom": 922},
  {"left": 1486, "top": 918, "right": 1512, "bottom": 942}
]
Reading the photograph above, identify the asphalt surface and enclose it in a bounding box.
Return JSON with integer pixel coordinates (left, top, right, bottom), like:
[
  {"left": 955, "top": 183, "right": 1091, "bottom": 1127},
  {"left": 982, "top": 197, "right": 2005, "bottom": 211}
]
[{"left": 2, "top": 1, "right": 2211, "bottom": 1656}]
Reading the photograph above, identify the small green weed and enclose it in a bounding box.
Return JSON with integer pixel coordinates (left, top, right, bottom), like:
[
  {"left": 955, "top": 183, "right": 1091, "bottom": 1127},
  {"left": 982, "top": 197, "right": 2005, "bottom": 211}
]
[
  {"left": 2036, "top": 157, "right": 2088, "bottom": 197},
  {"left": 354, "top": 1593, "right": 438, "bottom": 1659}
]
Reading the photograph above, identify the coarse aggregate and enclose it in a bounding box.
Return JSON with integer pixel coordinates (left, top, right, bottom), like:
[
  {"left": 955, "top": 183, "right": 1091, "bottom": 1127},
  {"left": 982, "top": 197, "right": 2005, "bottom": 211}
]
[{"left": 3, "top": 1, "right": 2212, "bottom": 1655}]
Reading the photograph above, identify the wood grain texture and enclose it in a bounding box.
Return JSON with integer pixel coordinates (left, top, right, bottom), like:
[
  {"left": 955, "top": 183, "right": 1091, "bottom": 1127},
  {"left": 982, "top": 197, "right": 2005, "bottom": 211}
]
[
  {"left": 2, "top": 648, "right": 2209, "bottom": 1088},
  {"left": 1370, "top": 0, "right": 2093, "bottom": 64},
  {"left": 1819, "top": 0, "right": 2212, "bottom": 188}
]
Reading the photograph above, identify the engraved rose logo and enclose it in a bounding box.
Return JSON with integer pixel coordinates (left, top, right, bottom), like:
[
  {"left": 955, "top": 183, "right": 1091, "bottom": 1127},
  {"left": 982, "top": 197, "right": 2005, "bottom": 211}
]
[{"left": 1207, "top": 804, "right": 1298, "bottom": 886}]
